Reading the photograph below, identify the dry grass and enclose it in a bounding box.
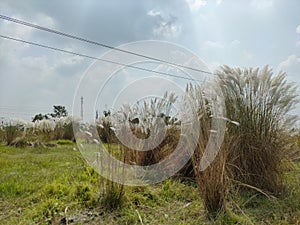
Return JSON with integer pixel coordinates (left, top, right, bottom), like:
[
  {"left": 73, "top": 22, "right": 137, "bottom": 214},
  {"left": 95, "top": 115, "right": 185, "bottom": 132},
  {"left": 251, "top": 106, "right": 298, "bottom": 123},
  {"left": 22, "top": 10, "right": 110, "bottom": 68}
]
[
  {"left": 186, "top": 83, "right": 228, "bottom": 217},
  {"left": 98, "top": 142, "right": 126, "bottom": 210},
  {"left": 217, "top": 65, "right": 299, "bottom": 194},
  {"left": 110, "top": 92, "right": 179, "bottom": 166}
]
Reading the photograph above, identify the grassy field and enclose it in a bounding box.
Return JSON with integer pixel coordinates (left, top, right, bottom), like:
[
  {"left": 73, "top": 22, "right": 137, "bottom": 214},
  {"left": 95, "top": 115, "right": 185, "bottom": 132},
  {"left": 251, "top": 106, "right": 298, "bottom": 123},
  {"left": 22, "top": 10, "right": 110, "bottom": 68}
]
[{"left": 1, "top": 144, "right": 300, "bottom": 224}]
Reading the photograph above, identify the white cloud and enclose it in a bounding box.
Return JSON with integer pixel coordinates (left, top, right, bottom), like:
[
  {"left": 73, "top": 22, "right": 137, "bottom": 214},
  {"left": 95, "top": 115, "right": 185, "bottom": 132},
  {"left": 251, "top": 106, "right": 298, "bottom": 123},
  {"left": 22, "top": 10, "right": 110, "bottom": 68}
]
[
  {"left": 0, "top": 15, "right": 33, "bottom": 39},
  {"left": 277, "top": 55, "right": 300, "bottom": 116},
  {"left": 0, "top": 16, "right": 33, "bottom": 65},
  {"left": 147, "top": 9, "right": 161, "bottom": 17},
  {"left": 296, "top": 24, "right": 300, "bottom": 34},
  {"left": 216, "top": 0, "right": 223, "bottom": 5},
  {"left": 35, "top": 13, "right": 55, "bottom": 28},
  {"left": 185, "top": 0, "right": 207, "bottom": 12},
  {"left": 250, "top": 0, "right": 273, "bottom": 9},
  {"left": 153, "top": 23, "right": 182, "bottom": 39},
  {"left": 230, "top": 39, "right": 240, "bottom": 47},
  {"left": 296, "top": 41, "right": 300, "bottom": 47},
  {"left": 203, "top": 41, "right": 224, "bottom": 49},
  {"left": 278, "top": 55, "right": 300, "bottom": 78},
  {"left": 149, "top": 11, "right": 182, "bottom": 39}
]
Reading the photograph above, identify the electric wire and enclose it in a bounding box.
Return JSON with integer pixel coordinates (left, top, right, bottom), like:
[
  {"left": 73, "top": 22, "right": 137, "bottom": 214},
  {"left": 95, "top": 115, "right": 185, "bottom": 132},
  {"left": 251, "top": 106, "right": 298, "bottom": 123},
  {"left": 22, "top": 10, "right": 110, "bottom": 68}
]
[
  {"left": 0, "top": 34, "right": 206, "bottom": 82},
  {"left": 0, "top": 14, "right": 216, "bottom": 76}
]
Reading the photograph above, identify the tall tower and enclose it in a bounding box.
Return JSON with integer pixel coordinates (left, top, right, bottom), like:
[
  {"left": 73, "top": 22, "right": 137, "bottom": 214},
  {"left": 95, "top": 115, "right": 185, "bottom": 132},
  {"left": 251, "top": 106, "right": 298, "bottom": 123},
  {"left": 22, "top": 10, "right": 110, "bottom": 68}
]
[{"left": 80, "top": 96, "right": 83, "bottom": 120}]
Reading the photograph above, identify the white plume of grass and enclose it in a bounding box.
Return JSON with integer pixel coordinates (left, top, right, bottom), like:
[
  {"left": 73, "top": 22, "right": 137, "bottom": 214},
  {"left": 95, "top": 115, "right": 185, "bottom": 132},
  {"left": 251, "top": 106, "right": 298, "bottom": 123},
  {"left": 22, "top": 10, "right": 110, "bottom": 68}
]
[
  {"left": 217, "top": 65, "right": 299, "bottom": 194},
  {"left": 34, "top": 119, "right": 55, "bottom": 133}
]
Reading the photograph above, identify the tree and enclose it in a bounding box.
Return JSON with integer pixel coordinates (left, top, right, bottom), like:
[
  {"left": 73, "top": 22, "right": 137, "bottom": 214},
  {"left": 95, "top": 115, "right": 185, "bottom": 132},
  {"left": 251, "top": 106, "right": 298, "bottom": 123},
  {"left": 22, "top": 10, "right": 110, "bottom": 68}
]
[
  {"left": 50, "top": 105, "right": 68, "bottom": 118},
  {"left": 32, "top": 113, "right": 49, "bottom": 122},
  {"left": 103, "top": 110, "right": 111, "bottom": 117}
]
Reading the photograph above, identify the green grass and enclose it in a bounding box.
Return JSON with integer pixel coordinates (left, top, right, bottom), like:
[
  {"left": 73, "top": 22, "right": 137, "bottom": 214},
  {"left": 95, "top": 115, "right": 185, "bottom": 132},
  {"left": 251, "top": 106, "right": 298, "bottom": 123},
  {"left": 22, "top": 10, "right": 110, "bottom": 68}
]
[
  {"left": 56, "top": 139, "right": 74, "bottom": 145},
  {"left": 1, "top": 145, "right": 300, "bottom": 224}
]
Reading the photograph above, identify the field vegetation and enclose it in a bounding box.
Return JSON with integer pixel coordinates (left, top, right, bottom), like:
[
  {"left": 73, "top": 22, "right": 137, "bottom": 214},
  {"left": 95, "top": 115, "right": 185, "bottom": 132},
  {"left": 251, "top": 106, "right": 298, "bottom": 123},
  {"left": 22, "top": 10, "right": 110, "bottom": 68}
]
[{"left": 1, "top": 66, "right": 300, "bottom": 224}]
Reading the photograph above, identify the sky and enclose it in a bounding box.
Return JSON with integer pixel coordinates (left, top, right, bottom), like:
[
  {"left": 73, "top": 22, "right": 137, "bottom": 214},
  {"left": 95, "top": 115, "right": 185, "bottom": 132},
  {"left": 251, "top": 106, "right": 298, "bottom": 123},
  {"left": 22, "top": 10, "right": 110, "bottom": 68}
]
[{"left": 0, "top": 0, "right": 300, "bottom": 122}]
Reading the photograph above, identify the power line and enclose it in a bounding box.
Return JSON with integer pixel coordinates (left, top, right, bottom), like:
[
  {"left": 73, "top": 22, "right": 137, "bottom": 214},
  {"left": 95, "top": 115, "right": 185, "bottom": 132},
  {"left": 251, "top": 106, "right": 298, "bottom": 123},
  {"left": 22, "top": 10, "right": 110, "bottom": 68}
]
[
  {"left": 0, "top": 34, "right": 206, "bottom": 82},
  {"left": 0, "top": 14, "right": 215, "bottom": 76},
  {"left": 0, "top": 105, "right": 51, "bottom": 109}
]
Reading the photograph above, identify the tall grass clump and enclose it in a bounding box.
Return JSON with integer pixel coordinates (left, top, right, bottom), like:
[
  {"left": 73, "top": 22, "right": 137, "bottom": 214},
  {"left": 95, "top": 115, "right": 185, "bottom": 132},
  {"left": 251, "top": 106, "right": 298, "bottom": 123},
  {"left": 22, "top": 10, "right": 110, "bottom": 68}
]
[
  {"left": 217, "top": 65, "right": 299, "bottom": 194},
  {"left": 96, "top": 113, "right": 118, "bottom": 144},
  {"left": 93, "top": 114, "right": 125, "bottom": 209},
  {"left": 4, "top": 124, "right": 19, "bottom": 146},
  {"left": 54, "top": 116, "right": 75, "bottom": 141},
  {"left": 186, "top": 83, "right": 228, "bottom": 217},
  {"left": 33, "top": 119, "right": 56, "bottom": 141},
  {"left": 98, "top": 126, "right": 126, "bottom": 210},
  {"left": 0, "top": 128, "right": 5, "bottom": 144},
  {"left": 95, "top": 92, "right": 179, "bottom": 208},
  {"left": 113, "top": 92, "right": 179, "bottom": 166}
]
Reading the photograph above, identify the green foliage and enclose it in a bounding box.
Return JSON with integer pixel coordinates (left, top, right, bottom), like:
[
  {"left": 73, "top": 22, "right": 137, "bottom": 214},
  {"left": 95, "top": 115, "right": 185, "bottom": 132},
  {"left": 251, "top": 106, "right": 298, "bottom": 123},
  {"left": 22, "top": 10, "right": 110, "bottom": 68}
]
[
  {"left": 42, "top": 183, "right": 70, "bottom": 199},
  {"left": 215, "top": 209, "right": 252, "bottom": 225},
  {"left": 75, "top": 184, "right": 94, "bottom": 203},
  {"left": 0, "top": 145, "right": 300, "bottom": 224},
  {"left": 56, "top": 139, "right": 74, "bottom": 145},
  {"left": 32, "top": 198, "right": 65, "bottom": 224},
  {"left": 100, "top": 183, "right": 124, "bottom": 210},
  {"left": 0, "top": 65, "right": 299, "bottom": 224},
  {"left": 160, "top": 179, "right": 178, "bottom": 201},
  {"left": 51, "top": 105, "right": 68, "bottom": 118},
  {"left": 32, "top": 113, "right": 49, "bottom": 122},
  {"left": 32, "top": 105, "right": 68, "bottom": 122}
]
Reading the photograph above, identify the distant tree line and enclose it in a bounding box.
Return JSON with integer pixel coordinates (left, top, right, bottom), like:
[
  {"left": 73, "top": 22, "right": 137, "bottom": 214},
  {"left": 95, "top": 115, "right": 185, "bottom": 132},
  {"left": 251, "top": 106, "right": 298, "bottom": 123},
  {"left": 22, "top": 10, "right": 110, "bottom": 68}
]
[{"left": 32, "top": 105, "right": 68, "bottom": 122}]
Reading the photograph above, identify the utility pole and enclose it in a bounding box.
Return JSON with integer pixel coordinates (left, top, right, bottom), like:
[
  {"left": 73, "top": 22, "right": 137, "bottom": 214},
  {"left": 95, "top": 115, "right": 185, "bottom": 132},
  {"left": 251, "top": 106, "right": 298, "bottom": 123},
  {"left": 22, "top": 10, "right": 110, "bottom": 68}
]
[
  {"left": 96, "top": 110, "right": 99, "bottom": 120},
  {"left": 81, "top": 96, "right": 83, "bottom": 121}
]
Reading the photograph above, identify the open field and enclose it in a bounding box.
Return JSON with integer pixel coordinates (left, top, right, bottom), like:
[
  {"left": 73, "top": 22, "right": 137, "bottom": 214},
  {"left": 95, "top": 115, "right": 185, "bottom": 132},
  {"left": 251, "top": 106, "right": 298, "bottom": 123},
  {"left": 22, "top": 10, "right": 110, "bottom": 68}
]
[{"left": 1, "top": 144, "right": 300, "bottom": 224}]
